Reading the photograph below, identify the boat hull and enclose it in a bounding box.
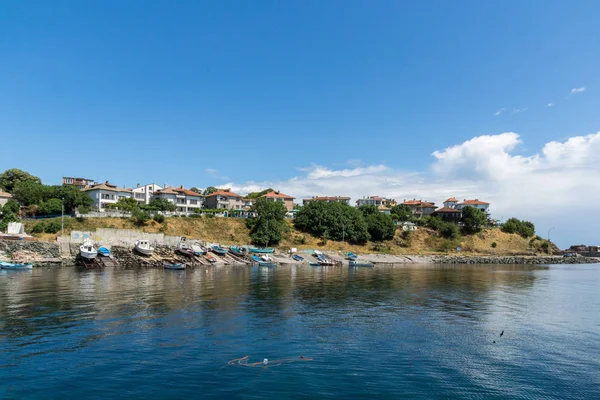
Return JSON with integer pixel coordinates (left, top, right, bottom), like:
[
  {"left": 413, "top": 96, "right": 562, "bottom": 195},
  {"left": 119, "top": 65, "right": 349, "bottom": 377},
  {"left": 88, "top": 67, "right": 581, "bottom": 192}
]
[
  {"left": 135, "top": 246, "right": 153, "bottom": 256},
  {"left": 0, "top": 262, "right": 33, "bottom": 270},
  {"left": 164, "top": 262, "right": 186, "bottom": 270},
  {"left": 249, "top": 247, "right": 274, "bottom": 254},
  {"left": 80, "top": 251, "right": 98, "bottom": 259},
  {"left": 212, "top": 246, "right": 228, "bottom": 256}
]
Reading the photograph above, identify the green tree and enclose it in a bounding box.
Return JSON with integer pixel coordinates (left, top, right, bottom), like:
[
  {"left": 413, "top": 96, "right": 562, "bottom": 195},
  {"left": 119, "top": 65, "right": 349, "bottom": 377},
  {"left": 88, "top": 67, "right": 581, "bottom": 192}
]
[
  {"left": 111, "top": 197, "right": 139, "bottom": 212},
  {"left": 131, "top": 209, "right": 151, "bottom": 226},
  {"left": 390, "top": 204, "right": 413, "bottom": 222},
  {"left": 148, "top": 198, "right": 176, "bottom": 212},
  {"left": 189, "top": 187, "right": 201, "bottom": 194},
  {"left": 12, "top": 181, "right": 50, "bottom": 206},
  {"left": 247, "top": 198, "right": 287, "bottom": 246},
  {"left": 39, "top": 198, "right": 63, "bottom": 215},
  {"left": 365, "top": 212, "right": 396, "bottom": 241},
  {"left": 358, "top": 204, "right": 379, "bottom": 216},
  {"left": 0, "top": 210, "right": 20, "bottom": 232},
  {"left": 0, "top": 168, "right": 41, "bottom": 193},
  {"left": 246, "top": 188, "right": 274, "bottom": 199},
  {"left": 294, "top": 201, "right": 370, "bottom": 244},
  {"left": 460, "top": 206, "right": 487, "bottom": 234},
  {"left": 501, "top": 218, "right": 535, "bottom": 238},
  {"left": 2, "top": 199, "right": 20, "bottom": 214},
  {"left": 49, "top": 185, "right": 93, "bottom": 213},
  {"left": 44, "top": 221, "right": 62, "bottom": 234},
  {"left": 440, "top": 222, "right": 459, "bottom": 239},
  {"left": 203, "top": 186, "right": 218, "bottom": 196}
]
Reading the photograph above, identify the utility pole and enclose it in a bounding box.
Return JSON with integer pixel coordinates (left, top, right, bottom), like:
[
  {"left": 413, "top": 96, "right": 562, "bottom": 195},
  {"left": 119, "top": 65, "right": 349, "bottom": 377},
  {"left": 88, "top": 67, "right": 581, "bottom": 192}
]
[{"left": 547, "top": 227, "right": 555, "bottom": 255}]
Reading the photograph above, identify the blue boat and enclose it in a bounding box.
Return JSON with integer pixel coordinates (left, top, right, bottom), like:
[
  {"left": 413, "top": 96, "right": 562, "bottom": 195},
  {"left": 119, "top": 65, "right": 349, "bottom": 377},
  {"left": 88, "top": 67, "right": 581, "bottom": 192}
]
[
  {"left": 0, "top": 261, "right": 33, "bottom": 270},
  {"left": 346, "top": 252, "right": 358, "bottom": 260},
  {"left": 212, "top": 245, "right": 228, "bottom": 256},
  {"left": 251, "top": 255, "right": 276, "bottom": 267},
  {"left": 163, "top": 262, "right": 186, "bottom": 270},
  {"left": 309, "top": 262, "right": 321, "bottom": 267},
  {"left": 293, "top": 254, "right": 304, "bottom": 262},
  {"left": 98, "top": 247, "right": 111, "bottom": 256},
  {"left": 229, "top": 246, "right": 248, "bottom": 256},
  {"left": 249, "top": 247, "right": 274, "bottom": 254}
]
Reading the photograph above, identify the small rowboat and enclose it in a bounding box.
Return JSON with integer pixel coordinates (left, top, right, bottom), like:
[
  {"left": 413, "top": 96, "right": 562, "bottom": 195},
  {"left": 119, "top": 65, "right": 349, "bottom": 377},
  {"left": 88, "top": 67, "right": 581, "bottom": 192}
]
[
  {"left": 292, "top": 254, "right": 304, "bottom": 262},
  {"left": 164, "top": 262, "right": 186, "bottom": 270},
  {"left": 205, "top": 254, "right": 217, "bottom": 264},
  {"left": 80, "top": 238, "right": 98, "bottom": 260},
  {"left": 0, "top": 261, "right": 33, "bottom": 270},
  {"left": 98, "top": 247, "right": 111, "bottom": 256},
  {"left": 346, "top": 252, "right": 358, "bottom": 260},
  {"left": 212, "top": 245, "right": 228, "bottom": 256},
  {"left": 135, "top": 240, "right": 154, "bottom": 256},
  {"left": 177, "top": 241, "right": 195, "bottom": 257},
  {"left": 191, "top": 242, "right": 205, "bottom": 256},
  {"left": 309, "top": 262, "right": 321, "bottom": 267},
  {"left": 229, "top": 246, "right": 248, "bottom": 256},
  {"left": 251, "top": 255, "right": 277, "bottom": 267},
  {"left": 249, "top": 247, "right": 274, "bottom": 254}
]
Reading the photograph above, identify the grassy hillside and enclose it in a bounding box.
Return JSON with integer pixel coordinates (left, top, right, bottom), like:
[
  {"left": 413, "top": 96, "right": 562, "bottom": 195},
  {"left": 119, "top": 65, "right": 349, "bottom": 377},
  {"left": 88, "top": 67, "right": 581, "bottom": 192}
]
[{"left": 23, "top": 216, "right": 556, "bottom": 255}]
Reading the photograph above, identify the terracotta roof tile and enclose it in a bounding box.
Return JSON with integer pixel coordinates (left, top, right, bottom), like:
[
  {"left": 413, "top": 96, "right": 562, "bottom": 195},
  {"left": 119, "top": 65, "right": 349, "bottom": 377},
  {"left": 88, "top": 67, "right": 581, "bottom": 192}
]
[
  {"left": 205, "top": 189, "right": 242, "bottom": 198},
  {"left": 81, "top": 182, "right": 131, "bottom": 193},
  {"left": 444, "top": 197, "right": 458, "bottom": 203},
  {"left": 261, "top": 191, "right": 294, "bottom": 200},
  {"left": 459, "top": 199, "right": 489, "bottom": 205}
]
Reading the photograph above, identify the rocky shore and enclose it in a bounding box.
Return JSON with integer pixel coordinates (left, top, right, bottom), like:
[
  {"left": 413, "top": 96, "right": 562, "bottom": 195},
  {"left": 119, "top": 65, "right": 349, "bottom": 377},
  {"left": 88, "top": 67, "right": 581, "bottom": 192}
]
[{"left": 1, "top": 239, "right": 598, "bottom": 267}]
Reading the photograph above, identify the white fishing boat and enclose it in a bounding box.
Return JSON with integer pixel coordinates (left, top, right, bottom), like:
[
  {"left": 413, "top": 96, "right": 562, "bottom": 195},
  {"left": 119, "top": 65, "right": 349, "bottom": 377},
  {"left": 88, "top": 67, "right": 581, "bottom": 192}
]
[
  {"left": 177, "top": 241, "right": 195, "bottom": 257},
  {"left": 80, "top": 238, "right": 98, "bottom": 260},
  {"left": 135, "top": 239, "right": 154, "bottom": 256},
  {"left": 191, "top": 242, "right": 205, "bottom": 256},
  {"left": 260, "top": 254, "right": 273, "bottom": 262}
]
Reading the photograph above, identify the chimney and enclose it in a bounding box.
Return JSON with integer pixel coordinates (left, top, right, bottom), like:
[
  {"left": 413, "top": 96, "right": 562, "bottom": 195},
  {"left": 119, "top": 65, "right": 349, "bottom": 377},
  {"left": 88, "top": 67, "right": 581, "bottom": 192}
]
[
  {"left": 180, "top": 185, "right": 183, "bottom": 189},
  {"left": 164, "top": 184, "right": 168, "bottom": 189},
  {"left": 137, "top": 183, "right": 140, "bottom": 188}
]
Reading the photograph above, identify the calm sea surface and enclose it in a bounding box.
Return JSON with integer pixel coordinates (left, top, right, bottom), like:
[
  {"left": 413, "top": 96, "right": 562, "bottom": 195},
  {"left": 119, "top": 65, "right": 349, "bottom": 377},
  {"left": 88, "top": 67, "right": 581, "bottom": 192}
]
[{"left": 1, "top": 264, "right": 599, "bottom": 399}]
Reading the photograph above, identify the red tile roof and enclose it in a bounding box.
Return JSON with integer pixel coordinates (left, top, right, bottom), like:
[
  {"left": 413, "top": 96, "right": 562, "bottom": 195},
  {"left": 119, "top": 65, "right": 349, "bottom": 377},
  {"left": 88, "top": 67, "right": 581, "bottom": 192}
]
[
  {"left": 459, "top": 199, "right": 489, "bottom": 205},
  {"left": 444, "top": 197, "right": 458, "bottom": 203},
  {"left": 154, "top": 186, "right": 202, "bottom": 197},
  {"left": 81, "top": 182, "right": 132, "bottom": 192},
  {"left": 261, "top": 191, "right": 294, "bottom": 200},
  {"left": 403, "top": 199, "right": 435, "bottom": 207},
  {"left": 205, "top": 189, "right": 242, "bottom": 198}
]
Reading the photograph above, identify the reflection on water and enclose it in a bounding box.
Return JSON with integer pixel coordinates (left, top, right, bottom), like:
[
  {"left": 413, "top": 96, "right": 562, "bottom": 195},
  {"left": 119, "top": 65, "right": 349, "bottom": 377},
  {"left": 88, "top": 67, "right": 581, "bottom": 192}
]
[{"left": 1, "top": 265, "right": 599, "bottom": 399}]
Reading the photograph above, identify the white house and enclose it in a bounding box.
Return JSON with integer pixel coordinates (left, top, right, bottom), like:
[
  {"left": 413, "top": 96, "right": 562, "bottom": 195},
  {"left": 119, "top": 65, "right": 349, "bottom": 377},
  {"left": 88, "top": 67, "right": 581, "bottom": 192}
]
[
  {"left": 131, "top": 183, "right": 163, "bottom": 205},
  {"left": 152, "top": 185, "right": 203, "bottom": 214},
  {"left": 81, "top": 182, "right": 132, "bottom": 211},
  {"left": 455, "top": 199, "right": 490, "bottom": 213},
  {"left": 443, "top": 197, "right": 458, "bottom": 208},
  {"left": 0, "top": 190, "right": 13, "bottom": 207}
]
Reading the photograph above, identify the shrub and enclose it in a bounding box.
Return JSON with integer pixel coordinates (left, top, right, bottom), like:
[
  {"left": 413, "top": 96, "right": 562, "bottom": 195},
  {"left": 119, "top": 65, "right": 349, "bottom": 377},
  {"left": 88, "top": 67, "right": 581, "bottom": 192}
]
[
  {"left": 44, "top": 221, "right": 62, "bottom": 234},
  {"left": 132, "top": 210, "right": 151, "bottom": 226},
  {"left": 3, "top": 199, "right": 20, "bottom": 215},
  {"left": 31, "top": 222, "right": 46, "bottom": 233},
  {"left": 502, "top": 218, "right": 535, "bottom": 238},
  {"left": 440, "top": 222, "right": 459, "bottom": 239},
  {"left": 293, "top": 235, "right": 307, "bottom": 245},
  {"left": 153, "top": 214, "right": 166, "bottom": 223}
]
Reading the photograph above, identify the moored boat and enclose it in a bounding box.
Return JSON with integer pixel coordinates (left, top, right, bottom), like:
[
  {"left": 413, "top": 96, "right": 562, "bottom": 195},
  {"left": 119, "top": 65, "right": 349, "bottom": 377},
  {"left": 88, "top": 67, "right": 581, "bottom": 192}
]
[
  {"left": 229, "top": 245, "right": 248, "bottom": 256},
  {"left": 0, "top": 261, "right": 33, "bottom": 270},
  {"left": 80, "top": 238, "right": 98, "bottom": 260},
  {"left": 163, "top": 261, "right": 186, "bottom": 270},
  {"left": 177, "top": 241, "right": 195, "bottom": 257},
  {"left": 191, "top": 242, "right": 205, "bottom": 256},
  {"left": 346, "top": 252, "right": 358, "bottom": 260},
  {"left": 205, "top": 254, "right": 217, "bottom": 264},
  {"left": 249, "top": 247, "right": 274, "bottom": 254},
  {"left": 260, "top": 254, "right": 272, "bottom": 262},
  {"left": 212, "top": 245, "right": 228, "bottom": 256},
  {"left": 293, "top": 254, "right": 304, "bottom": 262},
  {"left": 135, "top": 239, "right": 154, "bottom": 256},
  {"left": 98, "top": 247, "right": 111, "bottom": 257},
  {"left": 251, "top": 255, "right": 277, "bottom": 266}
]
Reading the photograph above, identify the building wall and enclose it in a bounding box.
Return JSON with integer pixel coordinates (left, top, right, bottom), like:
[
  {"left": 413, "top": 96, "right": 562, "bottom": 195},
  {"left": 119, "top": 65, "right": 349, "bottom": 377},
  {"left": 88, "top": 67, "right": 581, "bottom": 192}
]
[
  {"left": 132, "top": 184, "right": 162, "bottom": 205},
  {"left": 86, "top": 189, "right": 132, "bottom": 210},
  {"left": 204, "top": 195, "right": 242, "bottom": 210},
  {"left": 456, "top": 203, "right": 489, "bottom": 213},
  {"left": 152, "top": 192, "right": 203, "bottom": 213}
]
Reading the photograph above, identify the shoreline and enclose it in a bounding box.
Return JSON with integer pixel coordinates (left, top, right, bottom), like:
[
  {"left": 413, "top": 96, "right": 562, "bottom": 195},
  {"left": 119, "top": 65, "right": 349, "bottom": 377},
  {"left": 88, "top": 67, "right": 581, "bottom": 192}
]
[{"left": 1, "top": 239, "right": 598, "bottom": 268}]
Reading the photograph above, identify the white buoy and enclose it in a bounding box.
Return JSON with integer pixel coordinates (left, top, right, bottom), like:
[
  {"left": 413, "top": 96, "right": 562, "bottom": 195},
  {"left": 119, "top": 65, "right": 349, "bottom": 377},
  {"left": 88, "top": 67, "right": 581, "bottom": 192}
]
[{"left": 263, "top": 358, "right": 268, "bottom": 365}]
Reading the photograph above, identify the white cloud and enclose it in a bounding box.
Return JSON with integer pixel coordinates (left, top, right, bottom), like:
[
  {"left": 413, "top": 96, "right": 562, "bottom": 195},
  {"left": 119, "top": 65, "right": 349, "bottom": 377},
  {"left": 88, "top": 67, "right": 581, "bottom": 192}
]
[
  {"left": 494, "top": 108, "right": 505, "bottom": 116},
  {"left": 547, "top": 103, "right": 554, "bottom": 107},
  {"left": 219, "top": 131, "right": 600, "bottom": 247},
  {"left": 206, "top": 168, "right": 218, "bottom": 175},
  {"left": 569, "top": 87, "right": 585, "bottom": 96}
]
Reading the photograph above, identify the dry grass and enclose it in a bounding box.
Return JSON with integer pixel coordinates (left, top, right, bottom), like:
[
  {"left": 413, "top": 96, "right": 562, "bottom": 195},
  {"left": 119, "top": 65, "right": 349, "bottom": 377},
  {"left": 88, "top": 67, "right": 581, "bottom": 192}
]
[{"left": 23, "top": 217, "right": 545, "bottom": 255}]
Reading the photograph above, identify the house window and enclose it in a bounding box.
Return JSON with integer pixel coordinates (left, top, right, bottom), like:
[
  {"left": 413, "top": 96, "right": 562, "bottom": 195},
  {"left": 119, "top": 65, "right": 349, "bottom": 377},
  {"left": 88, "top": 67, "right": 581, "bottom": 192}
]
[
  {"left": 190, "top": 199, "right": 198, "bottom": 205},
  {"left": 177, "top": 199, "right": 185, "bottom": 204},
  {"left": 101, "top": 193, "right": 111, "bottom": 200}
]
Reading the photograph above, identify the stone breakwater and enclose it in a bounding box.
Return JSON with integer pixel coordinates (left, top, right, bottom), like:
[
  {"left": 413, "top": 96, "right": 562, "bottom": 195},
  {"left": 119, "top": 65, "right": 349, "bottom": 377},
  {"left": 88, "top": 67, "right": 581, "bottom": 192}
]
[{"left": 357, "top": 254, "right": 600, "bottom": 265}]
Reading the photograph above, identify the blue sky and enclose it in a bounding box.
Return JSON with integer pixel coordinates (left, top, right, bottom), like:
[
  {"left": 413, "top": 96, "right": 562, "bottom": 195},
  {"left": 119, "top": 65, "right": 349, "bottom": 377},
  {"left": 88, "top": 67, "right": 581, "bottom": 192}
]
[{"left": 1, "top": 1, "right": 599, "bottom": 246}]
